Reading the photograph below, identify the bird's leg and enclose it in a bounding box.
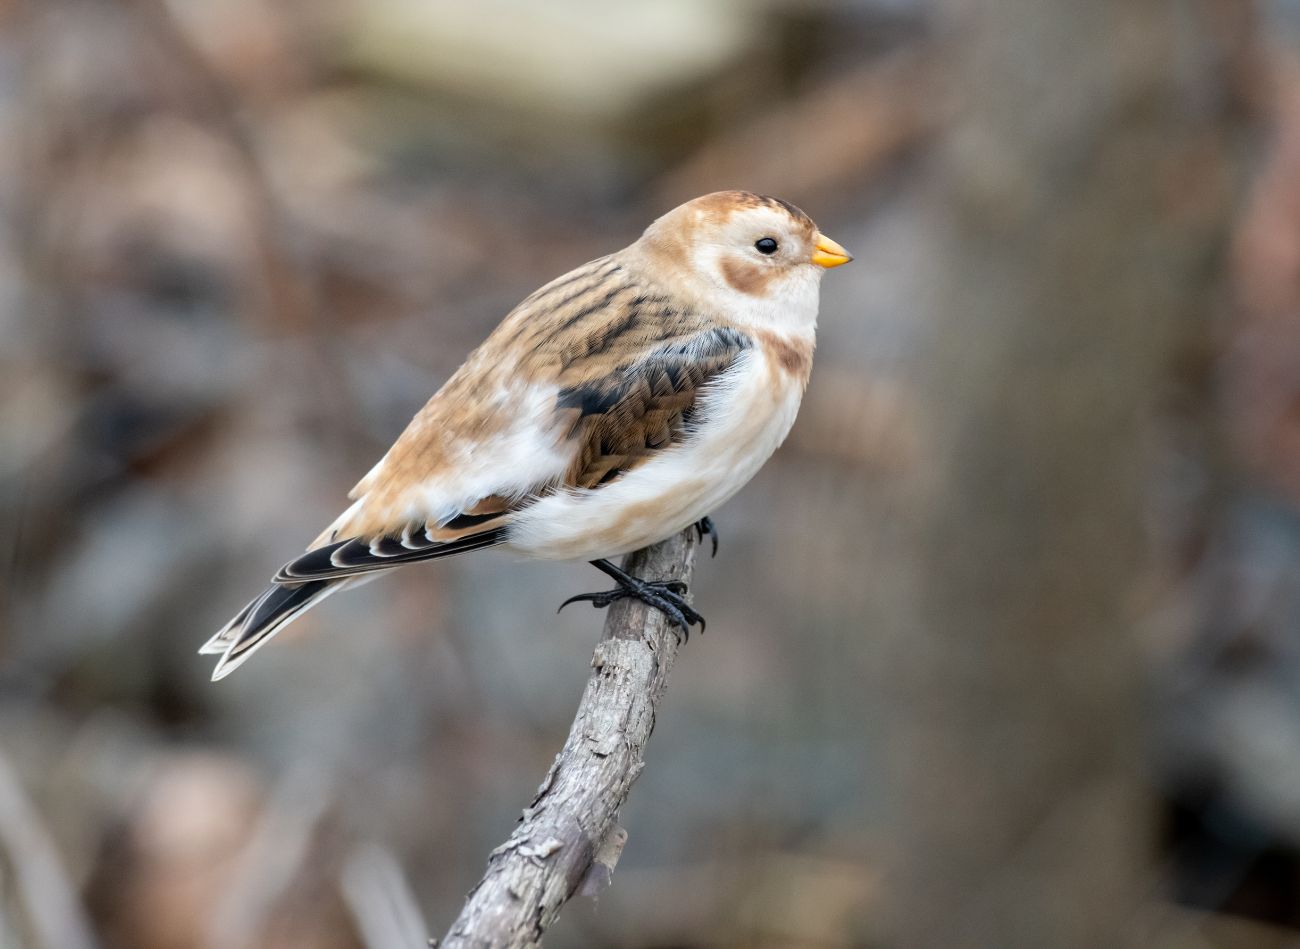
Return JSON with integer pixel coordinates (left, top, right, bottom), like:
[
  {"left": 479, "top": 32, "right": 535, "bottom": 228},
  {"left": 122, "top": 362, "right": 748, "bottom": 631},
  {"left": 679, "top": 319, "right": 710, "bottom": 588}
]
[
  {"left": 558, "top": 558, "right": 705, "bottom": 641},
  {"left": 693, "top": 516, "right": 719, "bottom": 557}
]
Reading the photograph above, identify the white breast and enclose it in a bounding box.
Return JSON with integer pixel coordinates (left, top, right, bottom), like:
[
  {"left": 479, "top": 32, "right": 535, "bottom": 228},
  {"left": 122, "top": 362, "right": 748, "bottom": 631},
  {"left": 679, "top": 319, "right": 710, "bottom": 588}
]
[{"left": 506, "top": 347, "right": 804, "bottom": 561}]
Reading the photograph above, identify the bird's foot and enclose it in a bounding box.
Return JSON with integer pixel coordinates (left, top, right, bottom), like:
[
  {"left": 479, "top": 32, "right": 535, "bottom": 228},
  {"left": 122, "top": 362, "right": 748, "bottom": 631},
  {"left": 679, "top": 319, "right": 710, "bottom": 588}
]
[
  {"left": 558, "top": 560, "right": 705, "bottom": 641},
  {"left": 694, "top": 516, "right": 719, "bottom": 557}
]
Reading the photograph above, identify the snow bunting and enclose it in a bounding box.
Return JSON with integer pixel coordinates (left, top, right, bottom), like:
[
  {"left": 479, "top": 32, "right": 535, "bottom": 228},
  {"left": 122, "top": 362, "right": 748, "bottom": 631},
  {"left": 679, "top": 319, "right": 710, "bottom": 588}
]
[{"left": 204, "top": 191, "right": 852, "bottom": 679}]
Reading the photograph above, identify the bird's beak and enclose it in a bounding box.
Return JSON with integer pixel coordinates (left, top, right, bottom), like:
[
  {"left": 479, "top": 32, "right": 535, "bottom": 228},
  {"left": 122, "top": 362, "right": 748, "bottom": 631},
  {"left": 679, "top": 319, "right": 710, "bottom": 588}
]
[{"left": 811, "top": 233, "right": 854, "bottom": 269}]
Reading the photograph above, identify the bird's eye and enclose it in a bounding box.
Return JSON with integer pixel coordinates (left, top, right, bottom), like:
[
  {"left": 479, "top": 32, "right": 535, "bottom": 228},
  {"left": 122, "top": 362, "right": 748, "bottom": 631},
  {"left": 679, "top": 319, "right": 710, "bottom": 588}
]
[{"left": 755, "top": 237, "right": 779, "bottom": 255}]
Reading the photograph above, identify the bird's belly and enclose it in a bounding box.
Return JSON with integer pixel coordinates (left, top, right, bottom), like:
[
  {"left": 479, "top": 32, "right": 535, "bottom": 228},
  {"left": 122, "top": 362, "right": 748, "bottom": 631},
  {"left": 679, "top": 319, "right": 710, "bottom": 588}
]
[{"left": 505, "top": 351, "right": 803, "bottom": 561}]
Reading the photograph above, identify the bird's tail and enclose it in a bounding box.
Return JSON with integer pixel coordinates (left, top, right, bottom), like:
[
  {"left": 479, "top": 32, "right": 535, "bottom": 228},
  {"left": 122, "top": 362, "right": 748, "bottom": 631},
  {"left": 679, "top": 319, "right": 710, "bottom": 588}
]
[
  {"left": 203, "top": 525, "right": 507, "bottom": 680},
  {"left": 200, "top": 578, "right": 356, "bottom": 681}
]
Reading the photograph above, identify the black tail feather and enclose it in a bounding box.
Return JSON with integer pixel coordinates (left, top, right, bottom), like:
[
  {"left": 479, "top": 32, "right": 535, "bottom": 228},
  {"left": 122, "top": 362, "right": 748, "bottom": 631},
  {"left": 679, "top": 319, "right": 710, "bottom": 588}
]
[{"left": 209, "top": 579, "right": 341, "bottom": 680}]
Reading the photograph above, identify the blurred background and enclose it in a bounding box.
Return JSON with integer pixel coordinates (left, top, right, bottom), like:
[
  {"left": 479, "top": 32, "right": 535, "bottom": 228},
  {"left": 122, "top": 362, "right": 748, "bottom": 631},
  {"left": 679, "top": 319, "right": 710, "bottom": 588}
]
[{"left": 3, "top": 0, "right": 1300, "bottom": 946}]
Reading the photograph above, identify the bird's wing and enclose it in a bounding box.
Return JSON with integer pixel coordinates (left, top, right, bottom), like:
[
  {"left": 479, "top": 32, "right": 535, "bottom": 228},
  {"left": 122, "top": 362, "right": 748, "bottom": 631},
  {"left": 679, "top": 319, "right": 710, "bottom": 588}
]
[
  {"left": 554, "top": 325, "right": 753, "bottom": 489},
  {"left": 275, "top": 257, "right": 752, "bottom": 583},
  {"left": 207, "top": 258, "right": 752, "bottom": 678}
]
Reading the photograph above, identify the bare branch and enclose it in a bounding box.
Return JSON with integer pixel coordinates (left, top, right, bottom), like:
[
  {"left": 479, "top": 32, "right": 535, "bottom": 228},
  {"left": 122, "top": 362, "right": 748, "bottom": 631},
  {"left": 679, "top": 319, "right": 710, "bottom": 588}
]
[{"left": 440, "top": 528, "right": 699, "bottom": 948}]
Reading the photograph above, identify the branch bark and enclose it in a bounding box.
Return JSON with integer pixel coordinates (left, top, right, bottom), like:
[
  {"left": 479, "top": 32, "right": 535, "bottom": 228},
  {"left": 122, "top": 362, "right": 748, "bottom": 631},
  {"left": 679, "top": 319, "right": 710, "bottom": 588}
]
[{"left": 439, "top": 528, "right": 699, "bottom": 949}]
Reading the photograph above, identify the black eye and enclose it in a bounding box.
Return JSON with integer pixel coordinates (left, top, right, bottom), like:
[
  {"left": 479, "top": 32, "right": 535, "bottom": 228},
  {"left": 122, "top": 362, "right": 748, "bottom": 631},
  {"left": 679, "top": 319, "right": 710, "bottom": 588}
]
[{"left": 755, "top": 237, "right": 778, "bottom": 255}]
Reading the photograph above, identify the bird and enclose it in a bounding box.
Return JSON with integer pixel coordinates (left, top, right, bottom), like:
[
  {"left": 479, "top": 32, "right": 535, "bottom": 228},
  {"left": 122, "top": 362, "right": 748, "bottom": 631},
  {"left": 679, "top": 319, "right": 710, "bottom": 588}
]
[{"left": 202, "top": 191, "right": 852, "bottom": 680}]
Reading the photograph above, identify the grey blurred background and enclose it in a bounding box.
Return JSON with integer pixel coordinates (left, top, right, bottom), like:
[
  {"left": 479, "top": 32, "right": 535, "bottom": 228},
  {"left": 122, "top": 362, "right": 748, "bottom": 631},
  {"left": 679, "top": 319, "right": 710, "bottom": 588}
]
[{"left": 4, "top": 0, "right": 1300, "bottom": 946}]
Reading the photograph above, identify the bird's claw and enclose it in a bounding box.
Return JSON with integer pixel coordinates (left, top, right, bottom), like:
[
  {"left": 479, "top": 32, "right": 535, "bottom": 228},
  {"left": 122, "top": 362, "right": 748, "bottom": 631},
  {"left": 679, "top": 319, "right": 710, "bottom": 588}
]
[
  {"left": 693, "top": 516, "right": 719, "bottom": 557},
  {"left": 558, "top": 590, "right": 620, "bottom": 611},
  {"left": 557, "top": 577, "right": 705, "bottom": 642}
]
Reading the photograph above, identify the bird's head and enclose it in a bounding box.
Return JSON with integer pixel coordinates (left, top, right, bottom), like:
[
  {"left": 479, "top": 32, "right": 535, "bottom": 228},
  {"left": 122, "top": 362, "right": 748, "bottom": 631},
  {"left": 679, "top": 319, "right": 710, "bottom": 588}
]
[{"left": 636, "top": 191, "right": 852, "bottom": 328}]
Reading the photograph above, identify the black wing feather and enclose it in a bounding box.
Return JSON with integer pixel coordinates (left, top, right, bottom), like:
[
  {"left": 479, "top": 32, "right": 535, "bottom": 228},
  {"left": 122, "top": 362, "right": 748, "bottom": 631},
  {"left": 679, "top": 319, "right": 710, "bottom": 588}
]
[{"left": 274, "top": 526, "right": 506, "bottom": 582}]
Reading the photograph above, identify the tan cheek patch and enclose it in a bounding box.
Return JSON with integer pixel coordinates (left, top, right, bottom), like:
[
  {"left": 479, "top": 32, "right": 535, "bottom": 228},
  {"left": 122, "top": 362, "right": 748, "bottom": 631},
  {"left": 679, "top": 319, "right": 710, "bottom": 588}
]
[{"left": 720, "top": 258, "right": 781, "bottom": 296}]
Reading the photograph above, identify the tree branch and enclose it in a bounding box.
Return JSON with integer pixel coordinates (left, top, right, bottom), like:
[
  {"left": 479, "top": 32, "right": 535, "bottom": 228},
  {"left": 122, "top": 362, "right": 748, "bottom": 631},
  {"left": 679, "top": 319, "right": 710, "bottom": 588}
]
[{"left": 439, "top": 528, "right": 699, "bottom": 948}]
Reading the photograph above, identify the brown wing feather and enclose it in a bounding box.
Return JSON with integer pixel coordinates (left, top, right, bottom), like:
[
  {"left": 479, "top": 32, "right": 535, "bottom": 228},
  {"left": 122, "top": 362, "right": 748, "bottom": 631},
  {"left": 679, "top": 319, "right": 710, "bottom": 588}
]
[{"left": 557, "top": 326, "right": 752, "bottom": 488}]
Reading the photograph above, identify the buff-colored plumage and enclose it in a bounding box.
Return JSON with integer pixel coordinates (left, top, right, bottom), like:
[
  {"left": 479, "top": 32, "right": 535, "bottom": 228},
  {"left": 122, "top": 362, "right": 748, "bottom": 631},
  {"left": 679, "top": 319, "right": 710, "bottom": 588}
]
[{"left": 204, "top": 191, "right": 852, "bottom": 679}]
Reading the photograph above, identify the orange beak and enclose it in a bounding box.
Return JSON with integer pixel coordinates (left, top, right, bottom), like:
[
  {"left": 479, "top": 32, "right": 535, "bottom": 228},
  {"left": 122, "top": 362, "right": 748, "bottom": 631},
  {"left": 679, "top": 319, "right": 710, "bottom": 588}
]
[{"left": 811, "top": 233, "right": 854, "bottom": 268}]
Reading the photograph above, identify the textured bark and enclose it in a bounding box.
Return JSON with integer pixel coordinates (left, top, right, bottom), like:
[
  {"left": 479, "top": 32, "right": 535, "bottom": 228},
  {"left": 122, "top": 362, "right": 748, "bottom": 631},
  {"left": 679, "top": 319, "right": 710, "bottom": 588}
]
[{"left": 440, "top": 529, "right": 698, "bottom": 948}]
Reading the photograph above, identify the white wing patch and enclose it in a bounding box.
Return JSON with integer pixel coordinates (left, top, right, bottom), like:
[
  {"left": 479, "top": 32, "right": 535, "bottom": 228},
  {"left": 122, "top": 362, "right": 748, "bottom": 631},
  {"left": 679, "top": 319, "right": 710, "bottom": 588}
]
[
  {"left": 411, "top": 383, "right": 570, "bottom": 522},
  {"left": 318, "top": 381, "right": 571, "bottom": 545}
]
